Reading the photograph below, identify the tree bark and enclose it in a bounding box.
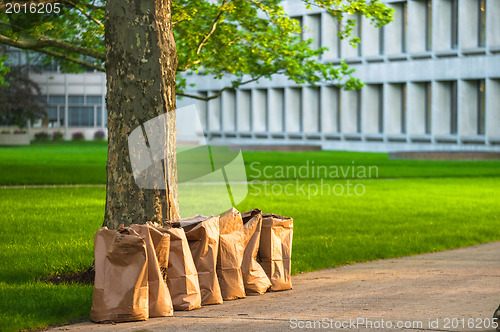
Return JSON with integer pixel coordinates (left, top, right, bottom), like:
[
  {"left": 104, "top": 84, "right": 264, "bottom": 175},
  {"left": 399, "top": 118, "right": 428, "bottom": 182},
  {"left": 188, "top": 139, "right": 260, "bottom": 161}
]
[{"left": 103, "top": 0, "right": 179, "bottom": 229}]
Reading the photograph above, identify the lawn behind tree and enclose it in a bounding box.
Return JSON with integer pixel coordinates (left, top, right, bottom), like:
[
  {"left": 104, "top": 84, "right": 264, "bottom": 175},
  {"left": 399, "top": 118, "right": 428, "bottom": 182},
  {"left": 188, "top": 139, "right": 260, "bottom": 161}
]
[{"left": 0, "top": 142, "right": 499, "bottom": 332}]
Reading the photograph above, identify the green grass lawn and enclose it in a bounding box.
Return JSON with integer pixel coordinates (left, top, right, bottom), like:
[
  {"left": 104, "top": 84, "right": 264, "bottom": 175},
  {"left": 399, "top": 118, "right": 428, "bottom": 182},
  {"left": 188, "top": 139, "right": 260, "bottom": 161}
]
[
  {"left": 0, "top": 142, "right": 499, "bottom": 331},
  {"left": 1, "top": 143, "right": 500, "bottom": 185},
  {"left": 0, "top": 142, "right": 108, "bottom": 185}
]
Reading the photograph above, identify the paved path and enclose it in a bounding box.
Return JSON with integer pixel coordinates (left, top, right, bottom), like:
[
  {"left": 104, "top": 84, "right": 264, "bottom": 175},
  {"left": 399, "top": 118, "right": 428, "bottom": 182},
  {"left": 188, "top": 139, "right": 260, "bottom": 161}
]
[{"left": 50, "top": 242, "right": 500, "bottom": 332}]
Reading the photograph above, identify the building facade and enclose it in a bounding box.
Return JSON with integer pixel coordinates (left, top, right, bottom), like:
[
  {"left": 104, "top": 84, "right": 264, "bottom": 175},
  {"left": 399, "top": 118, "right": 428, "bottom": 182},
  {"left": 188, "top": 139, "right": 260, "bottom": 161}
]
[
  {"left": 5, "top": 0, "right": 499, "bottom": 150},
  {"left": 179, "top": 0, "right": 500, "bottom": 151}
]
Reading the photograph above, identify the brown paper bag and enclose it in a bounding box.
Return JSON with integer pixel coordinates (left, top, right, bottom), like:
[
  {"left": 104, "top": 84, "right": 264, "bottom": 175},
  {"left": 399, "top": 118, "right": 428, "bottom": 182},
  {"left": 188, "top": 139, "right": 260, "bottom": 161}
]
[
  {"left": 217, "top": 208, "right": 246, "bottom": 300},
  {"left": 259, "top": 214, "right": 293, "bottom": 291},
  {"left": 90, "top": 227, "right": 149, "bottom": 323},
  {"left": 156, "top": 225, "right": 202, "bottom": 311},
  {"left": 241, "top": 209, "right": 271, "bottom": 295},
  {"left": 130, "top": 224, "right": 174, "bottom": 317},
  {"left": 182, "top": 215, "right": 223, "bottom": 305}
]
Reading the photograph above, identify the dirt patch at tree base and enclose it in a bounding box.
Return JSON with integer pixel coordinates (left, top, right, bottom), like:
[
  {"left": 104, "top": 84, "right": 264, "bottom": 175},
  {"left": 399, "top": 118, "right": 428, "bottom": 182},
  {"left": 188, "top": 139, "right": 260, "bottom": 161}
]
[{"left": 41, "top": 266, "right": 95, "bottom": 285}]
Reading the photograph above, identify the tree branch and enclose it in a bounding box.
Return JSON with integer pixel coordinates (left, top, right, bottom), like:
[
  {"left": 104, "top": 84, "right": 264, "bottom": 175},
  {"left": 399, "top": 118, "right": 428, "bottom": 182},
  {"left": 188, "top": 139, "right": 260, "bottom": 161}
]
[
  {"left": 35, "top": 48, "right": 105, "bottom": 72},
  {"left": 177, "top": 75, "right": 264, "bottom": 101},
  {"left": 62, "top": 0, "right": 104, "bottom": 27},
  {"left": 196, "top": 0, "right": 227, "bottom": 55},
  {"left": 0, "top": 34, "right": 104, "bottom": 72},
  {"left": 0, "top": 33, "right": 105, "bottom": 61}
]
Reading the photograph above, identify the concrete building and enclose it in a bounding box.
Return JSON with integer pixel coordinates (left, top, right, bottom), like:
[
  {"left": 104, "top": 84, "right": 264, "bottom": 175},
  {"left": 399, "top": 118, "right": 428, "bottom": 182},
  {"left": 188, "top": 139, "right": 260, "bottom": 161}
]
[
  {"left": 4, "top": 0, "right": 499, "bottom": 150},
  {"left": 179, "top": 0, "right": 500, "bottom": 151}
]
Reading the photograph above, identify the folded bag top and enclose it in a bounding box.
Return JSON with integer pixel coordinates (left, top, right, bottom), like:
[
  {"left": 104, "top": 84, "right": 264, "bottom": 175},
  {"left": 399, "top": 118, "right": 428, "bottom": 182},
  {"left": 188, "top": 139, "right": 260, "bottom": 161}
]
[
  {"left": 261, "top": 213, "right": 294, "bottom": 228},
  {"left": 259, "top": 214, "right": 293, "bottom": 291},
  {"left": 182, "top": 215, "right": 223, "bottom": 305},
  {"left": 217, "top": 208, "right": 246, "bottom": 300},
  {"left": 154, "top": 225, "right": 202, "bottom": 311}
]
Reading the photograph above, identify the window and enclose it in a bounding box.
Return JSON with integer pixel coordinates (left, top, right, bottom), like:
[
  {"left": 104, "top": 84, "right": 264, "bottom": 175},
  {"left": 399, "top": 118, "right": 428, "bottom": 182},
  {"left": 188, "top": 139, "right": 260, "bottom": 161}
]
[
  {"left": 96, "top": 107, "right": 103, "bottom": 127},
  {"left": 337, "top": 90, "right": 342, "bottom": 133},
  {"left": 478, "top": 0, "right": 486, "bottom": 47},
  {"left": 450, "top": 81, "right": 458, "bottom": 134},
  {"left": 49, "top": 95, "right": 65, "bottom": 105},
  {"left": 402, "top": 2, "right": 407, "bottom": 53},
  {"left": 292, "top": 16, "right": 303, "bottom": 40},
  {"left": 68, "top": 95, "right": 84, "bottom": 105},
  {"left": 478, "top": 80, "right": 486, "bottom": 135},
  {"left": 308, "top": 14, "right": 321, "bottom": 51},
  {"left": 378, "top": 85, "right": 384, "bottom": 133},
  {"left": 451, "top": 0, "right": 458, "bottom": 49},
  {"left": 69, "top": 106, "right": 95, "bottom": 126},
  {"left": 401, "top": 84, "right": 407, "bottom": 134},
  {"left": 425, "top": 82, "right": 432, "bottom": 134},
  {"left": 357, "top": 16, "right": 362, "bottom": 57},
  {"left": 379, "top": 27, "right": 385, "bottom": 55},
  {"left": 356, "top": 90, "right": 362, "bottom": 133},
  {"left": 425, "top": 0, "right": 432, "bottom": 51},
  {"left": 86, "top": 95, "right": 103, "bottom": 105}
]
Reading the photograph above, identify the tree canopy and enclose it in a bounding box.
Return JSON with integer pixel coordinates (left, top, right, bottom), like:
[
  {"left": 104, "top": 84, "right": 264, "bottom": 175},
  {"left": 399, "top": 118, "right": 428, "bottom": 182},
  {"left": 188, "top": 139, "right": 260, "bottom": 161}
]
[
  {"left": 0, "top": 65, "right": 46, "bottom": 127},
  {"left": 0, "top": 0, "right": 393, "bottom": 99}
]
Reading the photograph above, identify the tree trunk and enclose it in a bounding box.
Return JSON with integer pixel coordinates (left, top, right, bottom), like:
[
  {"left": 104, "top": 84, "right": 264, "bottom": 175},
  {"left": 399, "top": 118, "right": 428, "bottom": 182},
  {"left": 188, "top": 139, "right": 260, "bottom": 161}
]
[{"left": 103, "top": 0, "right": 179, "bottom": 229}]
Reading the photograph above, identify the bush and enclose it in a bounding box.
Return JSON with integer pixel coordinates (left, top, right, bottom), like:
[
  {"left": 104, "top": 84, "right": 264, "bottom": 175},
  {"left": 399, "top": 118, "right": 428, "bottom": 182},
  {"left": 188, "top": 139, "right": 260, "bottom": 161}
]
[
  {"left": 1, "top": 130, "right": 10, "bottom": 134},
  {"left": 34, "top": 132, "right": 50, "bottom": 141},
  {"left": 94, "top": 130, "right": 105, "bottom": 141},
  {"left": 72, "top": 131, "right": 85, "bottom": 141},
  {"left": 14, "top": 129, "right": 27, "bottom": 134},
  {"left": 52, "top": 131, "right": 64, "bottom": 141}
]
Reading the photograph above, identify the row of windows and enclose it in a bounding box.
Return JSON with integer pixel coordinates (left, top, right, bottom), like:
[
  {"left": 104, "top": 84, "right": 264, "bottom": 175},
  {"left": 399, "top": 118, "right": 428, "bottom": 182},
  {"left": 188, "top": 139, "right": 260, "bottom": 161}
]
[
  {"left": 46, "top": 95, "right": 106, "bottom": 127},
  {"left": 47, "top": 106, "right": 107, "bottom": 128},
  {"left": 47, "top": 95, "right": 103, "bottom": 105},
  {"left": 197, "top": 79, "right": 490, "bottom": 139},
  {"left": 293, "top": 0, "right": 494, "bottom": 60}
]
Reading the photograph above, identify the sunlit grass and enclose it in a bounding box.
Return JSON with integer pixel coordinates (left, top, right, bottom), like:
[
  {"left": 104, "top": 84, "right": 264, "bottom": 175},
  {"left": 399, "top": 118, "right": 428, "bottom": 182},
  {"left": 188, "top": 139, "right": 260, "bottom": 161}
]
[{"left": 0, "top": 143, "right": 499, "bottom": 331}]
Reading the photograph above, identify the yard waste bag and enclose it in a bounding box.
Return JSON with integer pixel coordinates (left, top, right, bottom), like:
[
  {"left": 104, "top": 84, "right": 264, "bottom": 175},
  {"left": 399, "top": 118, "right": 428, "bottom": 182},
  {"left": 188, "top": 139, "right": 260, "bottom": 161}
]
[
  {"left": 181, "top": 215, "right": 223, "bottom": 305},
  {"left": 259, "top": 214, "right": 293, "bottom": 291},
  {"left": 155, "top": 224, "right": 202, "bottom": 311},
  {"left": 217, "top": 207, "right": 246, "bottom": 300},
  {"left": 241, "top": 209, "right": 272, "bottom": 294},
  {"left": 90, "top": 227, "right": 149, "bottom": 323},
  {"left": 130, "top": 223, "right": 174, "bottom": 317}
]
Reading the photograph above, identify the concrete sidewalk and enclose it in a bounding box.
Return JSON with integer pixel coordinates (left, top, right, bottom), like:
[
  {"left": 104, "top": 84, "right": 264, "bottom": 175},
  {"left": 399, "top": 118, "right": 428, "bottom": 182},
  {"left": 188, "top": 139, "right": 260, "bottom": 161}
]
[{"left": 51, "top": 242, "right": 500, "bottom": 332}]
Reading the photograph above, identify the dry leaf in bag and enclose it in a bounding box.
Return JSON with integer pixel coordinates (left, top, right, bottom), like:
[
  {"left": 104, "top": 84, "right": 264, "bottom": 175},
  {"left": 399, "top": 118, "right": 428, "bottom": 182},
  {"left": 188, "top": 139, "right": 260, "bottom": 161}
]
[
  {"left": 156, "top": 226, "right": 202, "bottom": 311},
  {"left": 90, "top": 227, "right": 149, "bottom": 323},
  {"left": 130, "top": 224, "right": 174, "bottom": 317},
  {"left": 260, "top": 214, "right": 293, "bottom": 291},
  {"left": 183, "top": 215, "right": 223, "bottom": 305},
  {"left": 217, "top": 208, "right": 246, "bottom": 300},
  {"left": 241, "top": 209, "right": 271, "bottom": 295}
]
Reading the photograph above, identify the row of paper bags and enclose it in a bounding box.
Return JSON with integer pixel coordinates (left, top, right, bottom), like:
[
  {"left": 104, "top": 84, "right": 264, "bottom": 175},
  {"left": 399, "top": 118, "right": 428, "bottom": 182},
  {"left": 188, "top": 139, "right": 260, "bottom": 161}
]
[{"left": 90, "top": 208, "right": 293, "bottom": 323}]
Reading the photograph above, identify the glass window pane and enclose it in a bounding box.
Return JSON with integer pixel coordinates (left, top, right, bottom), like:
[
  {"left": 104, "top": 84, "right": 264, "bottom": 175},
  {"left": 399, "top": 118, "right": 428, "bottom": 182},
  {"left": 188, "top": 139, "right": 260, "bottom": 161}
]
[
  {"left": 401, "top": 84, "right": 406, "bottom": 134},
  {"left": 451, "top": 0, "right": 458, "bottom": 49},
  {"left": 68, "top": 95, "right": 84, "bottom": 105},
  {"left": 426, "top": 0, "right": 432, "bottom": 51},
  {"left": 425, "top": 82, "right": 432, "bottom": 134},
  {"left": 69, "top": 107, "right": 79, "bottom": 126},
  {"left": 478, "top": 0, "right": 486, "bottom": 47},
  {"left": 49, "top": 95, "right": 65, "bottom": 105},
  {"left": 48, "top": 107, "right": 58, "bottom": 120},
  {"left": 378, "top": 85, "right": 384, "bottom": 133},
  {"left": 478, "top": 80, "right": 485, "bottom": 135},
  {"left": 86, "top": 95, "right": 102, "bottom": 105},
  {"left": 450, "top": 81, "right": 458, "bottom": 135},
  {"left": 96, "top": 107, "right": 102, "bottom": 126}
]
